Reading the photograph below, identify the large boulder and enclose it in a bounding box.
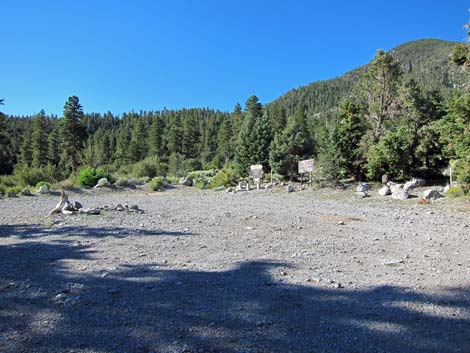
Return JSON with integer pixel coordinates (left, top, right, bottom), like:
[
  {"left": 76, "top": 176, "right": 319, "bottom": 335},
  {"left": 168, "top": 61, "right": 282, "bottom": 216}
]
[
  {"left": 37, "top": 184, "right": 49, "bottom": 194},
  {"left": 422, "top": 188, "right": 442, "bottom": 200},
  {"left": 378, "top": 185, "right": 391, "bottom": 196},
  {"left": 94, "top": 178, "right": 110, "bottom": 188},
  {"left": 391, "top": 186, "right": 409, "bottom": 200}
]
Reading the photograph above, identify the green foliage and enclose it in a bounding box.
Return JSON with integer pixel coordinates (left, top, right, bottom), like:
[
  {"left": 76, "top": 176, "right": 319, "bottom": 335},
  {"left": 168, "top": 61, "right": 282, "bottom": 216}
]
[
  {"left": 35, "top": 181, "right": 51, "bottom": 189},
  {"left": 76, "top": 166, "right": 106, "bottom": 188},
  {"left": 114, "top": 177, "right": 130, "bottom": 187},
  {"left": 437, "top": 94, "right": 470, "bottom": 184},
  {"left": 451, "top": 43, "right": 469, "bottom": 66},
  {"left": 269, "top": 105, "right": 314, "bottom": 180},
  {"left": 359, "top": 49, "right": 402, "bottom": 143},
  {"left": 148, "top": 176, "right": 168, "bottom": 191},
  {"left": 187, "top": 170, "right": 215, "bottom": 179},
  {"left": 13, "top": 164, "right": 61, "bottom": 186},
  {"left": 329, "top": 100, "right": 367, "bottom": 179},
  {"left": 210, "top": 165, "right": 239, "bottom": 188},
  {"left": 447, "top": 185, "right": 465, "bottom": 198},
  {"left": 31, "top": 110, "right": 49, "bottom": 168},
  {"left": 365, "top": 126, "right": 413, "bottom": 181},
  {"left": 61, "top": 96, "right": 88, "bottom": 171},
  {"left": 5, "top": 185, "right": 23, "bottom": 197},
  {"left": 181, "top": 158, "right": 202, "bottom": 174}
]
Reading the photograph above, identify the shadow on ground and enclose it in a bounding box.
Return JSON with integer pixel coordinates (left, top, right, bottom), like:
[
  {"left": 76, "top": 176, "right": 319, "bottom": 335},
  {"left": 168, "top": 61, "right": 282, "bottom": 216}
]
[
  {"left": 0, "top": 224, "right": 191, "bottom": 239},
  {"left": 0, "top": 225, "right": 469, "bottom": 353}
]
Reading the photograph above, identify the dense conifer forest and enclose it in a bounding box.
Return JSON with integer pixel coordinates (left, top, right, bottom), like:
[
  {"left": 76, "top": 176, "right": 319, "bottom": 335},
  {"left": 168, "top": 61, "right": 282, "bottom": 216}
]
[{"left": 1, "top": 38, "right": 470, "bottom": 194}]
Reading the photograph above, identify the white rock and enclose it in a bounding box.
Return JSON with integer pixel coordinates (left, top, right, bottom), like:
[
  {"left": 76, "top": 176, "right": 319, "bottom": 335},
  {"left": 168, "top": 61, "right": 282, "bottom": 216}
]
[
  {"left": 37, "top": 184, "right": 49, "bottom": 194},
  {"left": 378, "top": 185, "right": 391, "bottom": 196},
  {"left": 94, "top": 178, "right": 110, "bottom": 188},
  {"left": 356, "top": 183, "right": 370, "bottom": 192},
  {"left": 355, "top": 191, "right": 368, "bottom": 198},
  {"left": 422, "top": 188, "right": 442, "bottom": 200},
  {"left": 391, "top": 187, "right": 409, "bottom": 200}
]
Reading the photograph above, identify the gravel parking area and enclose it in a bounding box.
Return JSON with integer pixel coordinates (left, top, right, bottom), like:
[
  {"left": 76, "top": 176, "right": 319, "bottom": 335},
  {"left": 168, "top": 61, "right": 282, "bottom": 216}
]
[{"left": 1, "top": 186, "right": 469, "bottom": 352}]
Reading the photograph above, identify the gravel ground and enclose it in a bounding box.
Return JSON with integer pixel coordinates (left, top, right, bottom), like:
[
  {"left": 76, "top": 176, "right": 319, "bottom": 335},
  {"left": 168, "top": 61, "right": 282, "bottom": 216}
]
[{"left": 0, "top": 185, "right": 470, "bottom": 353}]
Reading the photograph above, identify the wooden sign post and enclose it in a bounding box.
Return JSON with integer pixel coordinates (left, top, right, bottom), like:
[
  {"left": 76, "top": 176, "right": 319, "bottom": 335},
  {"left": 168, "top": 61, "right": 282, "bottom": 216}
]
[{"left": 298, "top": 159, "right": 315, "bottom": 186}]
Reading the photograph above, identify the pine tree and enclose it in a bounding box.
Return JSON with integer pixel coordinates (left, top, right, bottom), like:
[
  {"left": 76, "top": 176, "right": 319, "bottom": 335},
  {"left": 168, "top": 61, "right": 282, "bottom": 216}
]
[
  {"left": 129, "top": 118, "right": 147, "bottom": 162},
  {"left": 181, "top": 113, "right": 200, "bottom": 159},
  {"left": 19, "top": 127, "right": 33, "bottom": 167},
  {"left": 234, "top": 95, "right": 263, "bottom": 174},
  {"left": 359, "top": 50, "right": 402, "bottom": 143},
  {"left": 115, "top": 128, "right": 132, "bottom": 165},
  {"left": 47, "top": 126, "right": 61, "bottom": 166},
  {"left": 60, "top": 96, "right": 87, "bottom": 171},
  {"left": 31, "top": 110, "right": 49, "bottom": 168},
  {"left": 0, "top": 99, "right": 13, "bottom": 174},
  {"left": 330, "top": 100, "right": 366, "bottom": 179},
  {"left": 217, "top": 116, "right": 234, "bottom": 164},
  {"left": 252, "top": 111, "right": 273, "bottom": 170},
  {"left": 269, "top": 105, "right": 314, "bottom": 180},
  {"left": 148, "top": 113, "right": 164, "bottom": 158}
]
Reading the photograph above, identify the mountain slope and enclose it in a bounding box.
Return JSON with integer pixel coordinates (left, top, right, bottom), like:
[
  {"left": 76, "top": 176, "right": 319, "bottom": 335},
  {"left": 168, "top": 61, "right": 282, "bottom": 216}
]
[{"left": 270, "top": 39, "right": 462, "bottom": 117}]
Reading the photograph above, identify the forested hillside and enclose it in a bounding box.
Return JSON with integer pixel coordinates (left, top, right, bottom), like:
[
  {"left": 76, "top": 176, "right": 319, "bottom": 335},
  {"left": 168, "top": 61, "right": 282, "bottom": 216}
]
[{"left": 1, "top": 38, "right": 470, "bottom": 194}]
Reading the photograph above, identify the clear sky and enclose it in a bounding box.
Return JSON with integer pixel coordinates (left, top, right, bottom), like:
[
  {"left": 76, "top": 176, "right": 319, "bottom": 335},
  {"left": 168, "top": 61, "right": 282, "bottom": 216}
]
[{"left": 1, "top": 0, "right": 469, "bottom": 116}]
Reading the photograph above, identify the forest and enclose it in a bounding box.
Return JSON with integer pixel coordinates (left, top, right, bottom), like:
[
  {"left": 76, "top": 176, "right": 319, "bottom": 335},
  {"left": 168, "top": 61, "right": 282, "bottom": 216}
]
[{"left": 1, "top": 38, "right": 470, "bottom": 195}]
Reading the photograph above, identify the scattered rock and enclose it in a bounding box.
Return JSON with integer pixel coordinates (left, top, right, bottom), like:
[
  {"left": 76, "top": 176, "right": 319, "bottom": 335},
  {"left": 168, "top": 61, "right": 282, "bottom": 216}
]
[
  {"left": 378, "top": 185, "right": 391, "bottom": 196},
  {"left": 79, "top": 207, "right": 100, "bottom": 215},
  {"left": 226, "top": 187, "right": 234, "bottom": 193},
  {"left": 73, "top": 201, "right": 83, "bottom": 209},
  {"left": 21, "top": 188, "right": 33, "bottom": 196},
  {"left": 116, "top": 204, "right": 125, "bottom": 211},
  {"left": 94, "top": 178, "right": 111, "bottom": 188},
  {"left": 422, "top": 188, "right": 442, "bottom": 200},
  {"left": 179, "top": 177, "right": 193, "bottom": 186},
  {"left": 356, "top": 183, "right": 370, "bottom": 192},
  {"left": 355, "top": 191, "right": 368, "bottom": 198},
  {"left": 391, "top": 186, "right": 409, "bottom": 200},
  {"left": 286, "top": 185, "right": 294, "bottom": 193},
  {"left": 6, "top": 191, "right": 17, "bottom": 198},
  {"left": 37, "top": 184, "right": 49, "bottom": 194}
]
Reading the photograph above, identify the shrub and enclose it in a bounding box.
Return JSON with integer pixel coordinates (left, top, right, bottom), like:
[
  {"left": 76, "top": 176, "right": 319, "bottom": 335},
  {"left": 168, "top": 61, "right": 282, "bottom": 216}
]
[
  {"left": 148, "top": 176, "right": 168, "bottom": 191},
  {"left": 36, "top": 181, "right": 51, "bottom": 189},
  {"left": 5, "top": 185, "right": 23, "bottom": 197},
  {"left": 114, "top": 177, "right": 130, "bottom": 187},
  {"left": 182, "top": 158, "right": 202, "bottom": 173},
  {"left": 76, "top": 167, "right": 107, "bottom": 188},
  {"left": 211, "top": 166, "right": 239, "bottom": 188},
  {"left": 447, "top": 186, "right": 465, "bottom": 198},
  {"left": 187, "top": 170, "right": 215, "bottom": 179},
  {"left": 193, "top": 177, "right": 210, "bottom": 190},
  {"left": 13, "top": 164, "right": 62, "bottom": 186}
]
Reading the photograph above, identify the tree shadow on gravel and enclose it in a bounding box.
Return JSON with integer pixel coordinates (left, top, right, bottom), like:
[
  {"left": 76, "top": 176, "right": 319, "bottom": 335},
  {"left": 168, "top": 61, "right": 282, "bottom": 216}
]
[
  {"left": 0, "top": 240, "right": 469, "bottom": 353},
  {"left": 0, "top": 224, "right": 193, "bottom": 239}
]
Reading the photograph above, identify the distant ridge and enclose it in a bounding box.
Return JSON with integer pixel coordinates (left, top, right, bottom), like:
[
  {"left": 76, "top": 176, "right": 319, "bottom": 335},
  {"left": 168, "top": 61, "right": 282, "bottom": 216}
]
[{"left": 270, "top": 38, "right": 462, "bottom": 117}]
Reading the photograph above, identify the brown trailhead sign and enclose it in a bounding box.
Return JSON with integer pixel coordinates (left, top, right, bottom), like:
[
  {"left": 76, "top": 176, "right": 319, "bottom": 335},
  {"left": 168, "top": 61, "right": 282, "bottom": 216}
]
[
  {"left": 250, "top": 165, "right": 264, "bottom": 179},
  {"left": 298, "top": 159, "right": 315, "bottom": 174}
]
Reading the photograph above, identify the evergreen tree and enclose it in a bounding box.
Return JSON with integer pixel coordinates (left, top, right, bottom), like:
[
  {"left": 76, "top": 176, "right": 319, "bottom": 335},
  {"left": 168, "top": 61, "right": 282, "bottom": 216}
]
[
  {"left": 148, "top": 113, "right": 164, "bottom": 158},
  {"left": 216, "top": 116, "right": 234, "bottom": 165},
  {"left": 129, "top": 118, "right": 147, "bottom": 162},
  {"left": 115, "top": 128, "right": 132, "bottom": 165},
  {"left": 269, "top": 105, "right": 314, "bottom": 180},
  {"left": 359, "top": 50, "right": 402, "bottom": 143},
  {"left": 47, "top": 126, "right": 61, "bottom": 166},
  {"left": 0, "top": 99, "right": 13, "bottom": 174},
  {"left": 60, "top": 96, "right": 87, "bottom": 171},
  {"left": 31, "top": 110, "right": 49, "bottom": 168},
  {"left": 181, "top": 113, "right": 200, "bottom": 159},
  {"left": 234, "top": 95, "right": 263, "bottom": 174},
  {"left": 252, "top": 111, "right": 273, "bottom": 170},
  {"left": 19, "top": 128, "right": 33, "bottom": 167},
  {"left": 330, "top": 100, "right": 366, "bottom": 179}
]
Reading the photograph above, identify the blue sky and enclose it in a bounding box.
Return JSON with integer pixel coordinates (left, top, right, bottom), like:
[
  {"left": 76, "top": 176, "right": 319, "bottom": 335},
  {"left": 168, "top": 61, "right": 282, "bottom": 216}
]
[{"left": 1, "top": 0, "right": 469, "bottom": 116}]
